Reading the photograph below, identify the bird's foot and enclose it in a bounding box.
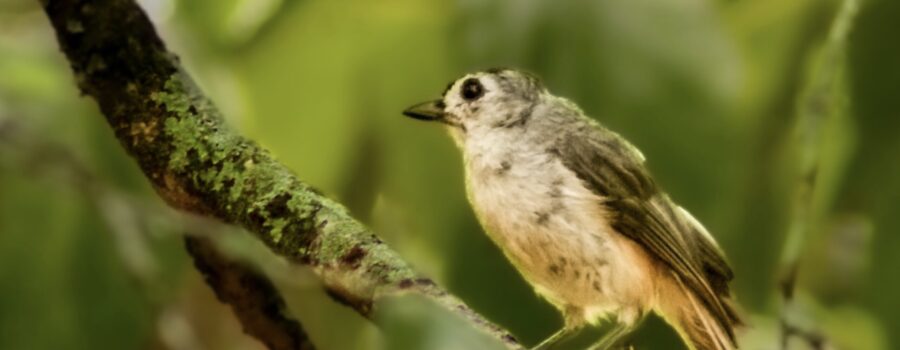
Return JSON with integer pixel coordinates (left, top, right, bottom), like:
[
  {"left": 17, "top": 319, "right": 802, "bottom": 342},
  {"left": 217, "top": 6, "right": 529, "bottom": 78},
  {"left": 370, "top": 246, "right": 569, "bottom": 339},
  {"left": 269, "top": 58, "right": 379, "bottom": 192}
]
[{"left": 531, "top": 326, "right": 582, "bottom": 350}]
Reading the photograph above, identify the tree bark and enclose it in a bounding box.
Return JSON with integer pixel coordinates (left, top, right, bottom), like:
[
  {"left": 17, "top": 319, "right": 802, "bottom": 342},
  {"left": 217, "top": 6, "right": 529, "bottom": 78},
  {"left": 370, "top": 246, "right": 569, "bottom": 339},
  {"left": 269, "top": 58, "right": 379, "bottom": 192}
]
[{"left": 40, "top": 0, "right": 521, "bottom": 348}]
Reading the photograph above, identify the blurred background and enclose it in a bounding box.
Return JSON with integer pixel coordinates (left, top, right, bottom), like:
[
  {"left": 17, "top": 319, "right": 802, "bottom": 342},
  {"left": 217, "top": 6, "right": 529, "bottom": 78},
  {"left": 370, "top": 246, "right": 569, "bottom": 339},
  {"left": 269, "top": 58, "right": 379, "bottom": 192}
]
[{"left": 0, "top": 0, "right": 897, "bottom": 349}]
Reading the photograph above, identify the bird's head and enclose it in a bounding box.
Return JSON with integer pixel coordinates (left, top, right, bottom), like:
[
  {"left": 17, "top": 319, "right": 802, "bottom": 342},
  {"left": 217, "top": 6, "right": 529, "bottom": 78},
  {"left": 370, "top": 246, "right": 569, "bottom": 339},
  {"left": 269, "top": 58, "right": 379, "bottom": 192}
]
[{"left": 403, "top": 68, "right": 546, "bottom": 137}]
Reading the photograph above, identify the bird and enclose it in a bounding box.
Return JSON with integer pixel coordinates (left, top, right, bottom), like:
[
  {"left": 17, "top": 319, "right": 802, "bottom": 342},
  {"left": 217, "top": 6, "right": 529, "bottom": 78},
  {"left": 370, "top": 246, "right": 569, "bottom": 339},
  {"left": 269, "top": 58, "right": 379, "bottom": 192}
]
[{"left": 402, "top": 68, "right": 742, "bottom": 350}]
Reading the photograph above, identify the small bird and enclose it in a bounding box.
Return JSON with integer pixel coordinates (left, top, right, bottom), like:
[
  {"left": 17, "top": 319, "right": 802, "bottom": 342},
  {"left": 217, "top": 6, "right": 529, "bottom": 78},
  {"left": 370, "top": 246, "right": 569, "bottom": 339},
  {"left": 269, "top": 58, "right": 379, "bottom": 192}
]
[{"left": 403, "top": 68, "right": 741, "bottom": 350}]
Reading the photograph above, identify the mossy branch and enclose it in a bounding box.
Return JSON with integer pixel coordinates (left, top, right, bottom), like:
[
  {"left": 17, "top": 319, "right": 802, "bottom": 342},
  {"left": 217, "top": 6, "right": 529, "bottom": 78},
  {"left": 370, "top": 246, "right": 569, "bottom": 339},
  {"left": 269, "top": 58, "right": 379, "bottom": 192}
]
[{"left": 40, "top": 0, "right": 521, "bottom": 348}]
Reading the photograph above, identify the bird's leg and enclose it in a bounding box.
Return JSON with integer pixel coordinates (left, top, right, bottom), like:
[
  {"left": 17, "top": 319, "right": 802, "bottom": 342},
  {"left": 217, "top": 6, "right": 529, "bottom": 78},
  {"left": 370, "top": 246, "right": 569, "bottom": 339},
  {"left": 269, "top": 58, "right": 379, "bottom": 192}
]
[
  {"left": 532, "top": 307, "right": 586, "bottom": 350},
  {"left": 586, "top": 322, "right": 635, "bottom": 350},
  {"left": 531, "top": 325, "right": 582, "bottom": 350}
]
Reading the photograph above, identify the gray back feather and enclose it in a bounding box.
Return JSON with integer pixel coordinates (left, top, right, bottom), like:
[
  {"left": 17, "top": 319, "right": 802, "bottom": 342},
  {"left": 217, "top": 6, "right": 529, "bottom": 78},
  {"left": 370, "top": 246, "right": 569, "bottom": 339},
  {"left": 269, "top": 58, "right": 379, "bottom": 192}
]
[{"left": 544, "top": 102, "right": 741, "bottom": 344}]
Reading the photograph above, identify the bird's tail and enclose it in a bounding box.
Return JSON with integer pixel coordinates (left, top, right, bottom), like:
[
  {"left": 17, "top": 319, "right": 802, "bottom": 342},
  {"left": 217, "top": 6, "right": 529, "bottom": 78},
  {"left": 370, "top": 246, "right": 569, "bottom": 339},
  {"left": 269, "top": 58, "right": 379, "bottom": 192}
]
[{"left": 657, "top": 276, "right": 742, "bottom": 350}]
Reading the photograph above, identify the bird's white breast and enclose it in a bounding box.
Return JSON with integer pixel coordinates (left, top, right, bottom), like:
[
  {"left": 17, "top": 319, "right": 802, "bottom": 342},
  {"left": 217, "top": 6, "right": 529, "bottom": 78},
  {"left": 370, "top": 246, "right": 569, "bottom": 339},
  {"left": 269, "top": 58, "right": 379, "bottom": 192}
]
[{"left": 460, "top": 129, "right": 657, "bottom": 324}]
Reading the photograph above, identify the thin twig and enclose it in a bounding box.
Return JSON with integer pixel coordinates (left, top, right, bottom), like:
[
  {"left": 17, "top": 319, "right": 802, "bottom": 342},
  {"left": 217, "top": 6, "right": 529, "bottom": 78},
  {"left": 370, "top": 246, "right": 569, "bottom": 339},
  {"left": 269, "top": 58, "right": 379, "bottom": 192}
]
[{"left": 777, "top": 0, "right": 860, "bottom": 348}]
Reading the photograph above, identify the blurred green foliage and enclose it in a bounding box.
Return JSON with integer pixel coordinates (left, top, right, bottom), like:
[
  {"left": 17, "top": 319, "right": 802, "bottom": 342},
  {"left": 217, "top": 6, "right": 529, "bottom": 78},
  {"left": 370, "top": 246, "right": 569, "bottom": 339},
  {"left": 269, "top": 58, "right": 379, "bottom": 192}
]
[{"left": 1, "top": 0, "right": 898, "bottom": 349}]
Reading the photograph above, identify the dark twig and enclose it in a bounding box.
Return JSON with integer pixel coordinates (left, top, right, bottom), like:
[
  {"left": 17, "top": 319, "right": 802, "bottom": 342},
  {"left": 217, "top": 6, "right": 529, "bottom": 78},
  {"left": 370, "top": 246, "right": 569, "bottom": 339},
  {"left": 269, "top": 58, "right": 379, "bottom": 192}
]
[{"left": 186, "top": 236, "right": 316, "bottom": 350}]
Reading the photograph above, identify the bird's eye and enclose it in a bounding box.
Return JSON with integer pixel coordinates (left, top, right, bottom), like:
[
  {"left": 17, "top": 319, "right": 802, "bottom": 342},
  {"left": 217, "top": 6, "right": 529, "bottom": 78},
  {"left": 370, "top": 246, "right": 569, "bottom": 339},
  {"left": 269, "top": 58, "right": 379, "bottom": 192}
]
[{"left": 461, "top": 78, "right": 484, "bottom": 101}]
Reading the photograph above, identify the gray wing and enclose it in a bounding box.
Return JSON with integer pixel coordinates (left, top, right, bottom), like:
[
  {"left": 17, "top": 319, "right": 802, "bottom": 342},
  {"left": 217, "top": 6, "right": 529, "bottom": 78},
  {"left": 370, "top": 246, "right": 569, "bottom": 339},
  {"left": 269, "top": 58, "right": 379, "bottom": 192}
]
[{"left": 552, "top": 124, "right": 739, "bottom": 340}]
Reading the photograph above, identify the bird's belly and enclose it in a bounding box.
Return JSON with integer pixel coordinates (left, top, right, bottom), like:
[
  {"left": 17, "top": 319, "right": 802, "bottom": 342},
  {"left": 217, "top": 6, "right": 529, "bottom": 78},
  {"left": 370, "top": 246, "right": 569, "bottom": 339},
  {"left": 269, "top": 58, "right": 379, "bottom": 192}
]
[{"left": 466, "top": 165, "right": 657, "bottom": 322}]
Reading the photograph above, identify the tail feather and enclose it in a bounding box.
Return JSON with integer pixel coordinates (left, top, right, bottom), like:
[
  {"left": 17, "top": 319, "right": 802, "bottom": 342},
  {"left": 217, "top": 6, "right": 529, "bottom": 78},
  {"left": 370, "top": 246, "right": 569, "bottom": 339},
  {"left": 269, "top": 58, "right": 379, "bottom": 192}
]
[{"left": 658, "top": 276, "right": 742, "bottom": 350}]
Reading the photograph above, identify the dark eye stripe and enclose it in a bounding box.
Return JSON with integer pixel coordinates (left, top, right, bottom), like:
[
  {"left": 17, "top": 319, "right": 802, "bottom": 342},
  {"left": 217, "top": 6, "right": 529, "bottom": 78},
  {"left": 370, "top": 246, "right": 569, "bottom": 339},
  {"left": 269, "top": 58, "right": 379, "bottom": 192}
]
[
  {"left": 441, "top": 81, "right": 454, "bottom": 98},
  {"left": 461, "top": 78, "right": 484, "bottom": 101}
]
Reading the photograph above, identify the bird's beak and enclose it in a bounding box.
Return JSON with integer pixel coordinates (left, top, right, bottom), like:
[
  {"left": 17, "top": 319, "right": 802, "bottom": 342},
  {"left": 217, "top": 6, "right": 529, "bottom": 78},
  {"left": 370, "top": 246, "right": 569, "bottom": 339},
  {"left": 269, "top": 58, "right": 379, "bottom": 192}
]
[{"left": 403, "top": 100, "right": 445, "bottom": 122}]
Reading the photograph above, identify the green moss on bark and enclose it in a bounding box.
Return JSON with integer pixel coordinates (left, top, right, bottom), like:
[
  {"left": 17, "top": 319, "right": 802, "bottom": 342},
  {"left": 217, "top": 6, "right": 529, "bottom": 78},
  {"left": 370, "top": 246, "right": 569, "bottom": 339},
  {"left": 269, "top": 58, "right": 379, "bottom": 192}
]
[{"left": 147, "top": 73, "right": 422, "bottom": 293}]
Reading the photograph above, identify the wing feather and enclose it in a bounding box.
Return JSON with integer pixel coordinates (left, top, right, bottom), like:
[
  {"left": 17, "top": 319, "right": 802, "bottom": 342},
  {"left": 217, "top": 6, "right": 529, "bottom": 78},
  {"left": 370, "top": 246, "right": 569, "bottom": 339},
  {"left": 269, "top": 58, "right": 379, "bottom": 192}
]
[{"left": 553, "top": 123, "right": 739, "bottom": 343}]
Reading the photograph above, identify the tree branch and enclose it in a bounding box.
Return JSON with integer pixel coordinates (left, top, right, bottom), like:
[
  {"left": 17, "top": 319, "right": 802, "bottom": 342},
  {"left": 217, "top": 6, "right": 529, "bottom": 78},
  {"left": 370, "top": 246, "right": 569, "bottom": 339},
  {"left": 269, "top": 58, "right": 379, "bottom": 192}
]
[{"left": 40, "top": 0, "right": 521, "bottom": 348}]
